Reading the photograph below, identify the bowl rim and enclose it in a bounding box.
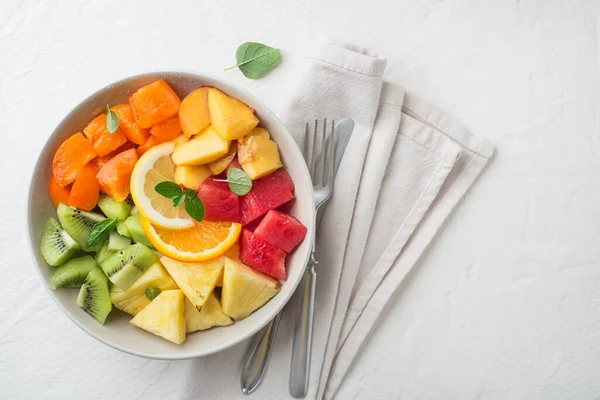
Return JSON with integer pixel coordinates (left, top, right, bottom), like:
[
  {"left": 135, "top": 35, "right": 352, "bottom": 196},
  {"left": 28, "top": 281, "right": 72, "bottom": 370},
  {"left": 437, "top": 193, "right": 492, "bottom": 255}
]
[{"left": 26, "top": 70, "right": 314, "bottom": 360}]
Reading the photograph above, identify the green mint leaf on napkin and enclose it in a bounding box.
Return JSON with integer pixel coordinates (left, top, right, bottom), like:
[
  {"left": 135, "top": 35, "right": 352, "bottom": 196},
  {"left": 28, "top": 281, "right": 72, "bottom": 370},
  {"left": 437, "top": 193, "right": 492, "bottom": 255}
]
[
  {"left": 87, "top": 218, "right": 118, "bottom": 248},
  {"left": 225, "top": 42, "right": 281, "bottom": 79},
  {"left": 145, "top": 287, "right": 161, "bottom": 301},
  {"left": 184, "top": 193, "right": 205, "bottom": 222},
  {"left": 214, "top": 167, "right": 253, "bottom": 196},
  {"left": 106, "top": 105, "right": 120, "bottom": 134},
  {"left": 155, "top": 181, "right": 183, "bottom": 199}
]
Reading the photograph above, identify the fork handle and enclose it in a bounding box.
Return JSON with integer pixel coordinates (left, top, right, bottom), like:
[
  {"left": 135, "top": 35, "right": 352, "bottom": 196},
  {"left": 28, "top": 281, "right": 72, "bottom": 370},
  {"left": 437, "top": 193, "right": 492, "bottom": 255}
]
[{"left": 289, "top": 257, "right": 317, "bottom": 398}]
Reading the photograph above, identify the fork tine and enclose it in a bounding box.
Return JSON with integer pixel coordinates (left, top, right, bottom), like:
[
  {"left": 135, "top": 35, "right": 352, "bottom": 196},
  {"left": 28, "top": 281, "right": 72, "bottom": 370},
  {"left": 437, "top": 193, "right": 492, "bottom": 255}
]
[
  {"left": 318, "top": 118, "right": 327, "bottom": 186},
  {"left": 310, "top": 119, "right": 319, "bottom": 183},
  {"left": 326, "top": 119, "right": 335, "bottom": 187},
  {"left": 302, "top": 122, "right": 309, "bottom": 162}
]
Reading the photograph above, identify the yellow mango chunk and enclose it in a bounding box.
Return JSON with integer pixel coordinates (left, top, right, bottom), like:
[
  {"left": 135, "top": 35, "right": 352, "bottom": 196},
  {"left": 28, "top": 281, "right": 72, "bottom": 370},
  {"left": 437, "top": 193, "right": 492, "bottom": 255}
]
[
  {"left": 172, "top": 127, "right": 231, "bottom": 166},
  {"left": 179, "top": 87, "right": 211, "bottom": 137},
  {"left": 174, "top": 165, "right": 212, "bottom": 190},
  {"left": 207, "top": 142, "right": 237, "bottom": 175},
  {"left": 238, "top": 128, "right": 283, "bottom": 180},
  {"left": 173, "top": 133, "right": 190, "bottom": 147},
  {"left": 208, "top": 88, "right": 259, "bottom": 140}
]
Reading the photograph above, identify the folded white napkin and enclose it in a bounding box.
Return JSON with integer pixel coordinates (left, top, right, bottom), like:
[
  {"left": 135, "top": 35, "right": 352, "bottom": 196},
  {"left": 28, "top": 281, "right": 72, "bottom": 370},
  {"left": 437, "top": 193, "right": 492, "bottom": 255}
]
[{"left": 180, "top": 42, "right": 494, "bottom": 400}]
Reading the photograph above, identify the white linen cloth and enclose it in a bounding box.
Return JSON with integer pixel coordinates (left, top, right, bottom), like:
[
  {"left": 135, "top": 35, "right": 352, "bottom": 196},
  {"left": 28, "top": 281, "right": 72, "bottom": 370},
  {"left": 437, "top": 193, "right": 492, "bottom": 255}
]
[{"left": 180, "top": 42, "right": 494, "bottom": 400}]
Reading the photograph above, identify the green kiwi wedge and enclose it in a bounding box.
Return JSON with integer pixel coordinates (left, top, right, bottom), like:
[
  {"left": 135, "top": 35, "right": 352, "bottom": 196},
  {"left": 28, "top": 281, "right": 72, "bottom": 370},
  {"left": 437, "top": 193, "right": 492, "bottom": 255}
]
[
  {"left": 76, "top": 267, "right": 112, "bottom": 324},
  {"left": 100, "top": 243, "right": 158, "bottom": 289},
  {"left": 48, "top": 255, "right": 96, "bottom": 289},
  {"left": 40, "top": 218, "right": 81, "bottom": 267},
  {"left": 57, "top": 204, "right": 105, "bottom": 252}
]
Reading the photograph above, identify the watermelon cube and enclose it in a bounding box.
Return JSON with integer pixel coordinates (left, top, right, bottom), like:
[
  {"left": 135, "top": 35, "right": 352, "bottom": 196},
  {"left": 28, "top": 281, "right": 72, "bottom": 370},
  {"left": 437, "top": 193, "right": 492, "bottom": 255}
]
[
  {"left": 196, "top": 178, "right": 240, "bottom": 223},
  {"left": 240, "top": 229, "right": 287, "bottom": 280},
  {"left": 254, "top": 210, "right": 307, "bottom": 252},
  {"left": 240, "top": 169, "right": 295, "bottom": 225}
]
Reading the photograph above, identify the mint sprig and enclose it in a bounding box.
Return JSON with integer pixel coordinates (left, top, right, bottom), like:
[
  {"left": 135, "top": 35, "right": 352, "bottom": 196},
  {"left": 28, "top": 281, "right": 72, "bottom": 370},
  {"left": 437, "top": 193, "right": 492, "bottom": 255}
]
[
  {"left": 214, "top": 167, "right": 252, "bottom": 196},
  {"left": 155, "top": 182, "right": 205, "bottom": 222},
  {"left": 87, "top": 218, "right": 118, "bottom": 248},
  {"left": 106, "top": 105, "right": 120, "bottom": 134}
]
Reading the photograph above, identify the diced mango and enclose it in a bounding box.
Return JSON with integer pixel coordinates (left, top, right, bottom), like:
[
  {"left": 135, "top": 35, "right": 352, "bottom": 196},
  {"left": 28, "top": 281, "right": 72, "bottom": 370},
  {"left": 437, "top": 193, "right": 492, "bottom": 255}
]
[
  {"left": 173, "top": 133, "right": 190, "bottom": 147},
  {"left": 172, "top": 127, "right": 231, "bottom": 166},
  {"left": 238, "top": 128, "right": 283, "bottom": 180},
  {"left": 129, "top": 79, "right": 181, "bottom": 129},
  {"left": 150, "top": 115, "right": 182, "bottom": 143},
  {"left": 174, "top": 165, "right": 212, "bottom": 190},
  {"left": 111, "top": 104, "right": 150, "bottom": 145},
  {"left": 207, "top": 87, "right": 259, "bottom": 140},
  {"left": 207, "top": 142, "right": 237, "bottom": 175},
  {"left": 179, "top": 87, "right": 211, "bottom": 137},
  {"left": 52, "top": 132, "right": 97, "bottom": 187},
  {"left": 83, "top": 113, "right": 128, "bottom": 157},
  {"left": 248, "top": 127, "right": 270, "bottom": 140}
]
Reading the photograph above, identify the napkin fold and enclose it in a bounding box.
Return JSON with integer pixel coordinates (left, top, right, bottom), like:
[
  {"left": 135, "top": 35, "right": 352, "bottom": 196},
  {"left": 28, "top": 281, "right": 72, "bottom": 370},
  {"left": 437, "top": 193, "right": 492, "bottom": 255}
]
[{"left": 180, "top": 42, "right": 493, "bottom": 400}]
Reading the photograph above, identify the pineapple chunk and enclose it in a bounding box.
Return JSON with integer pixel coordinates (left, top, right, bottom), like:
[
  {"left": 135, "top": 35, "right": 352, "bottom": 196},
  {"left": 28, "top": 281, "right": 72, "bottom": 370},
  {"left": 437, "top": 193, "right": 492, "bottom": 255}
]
[
  {"left": 238, "top": 128, "right": 283, "bottom": 180},
  {"left": 173, "top": 133, "right": 190, "bottom": 147},
  {"left": 110, "top": 262, "right": 178, "bottom": 316},
  {"left": 208, "top": 87, "right": 259, "bottom": 140},
  {"left": 221, "top": 258, "right": 281, "bottom": 320},
  {"left": 248, "top": 127, "right": 270, "bottom": 140},
  {"left": 207, "top": 142, "right": 237, "bottom": 175},
  {"left": 130, "top": 289, "right": 186, "bottom": 344},
  {"left": 172, "top": 127, "right": 231, "bottom": 166},
  {"left": 160, "top": 256, "right": 224, "bottom": 309},
  {"left": 185, "top": 294, "right": 232, "bottom": 333},
  {"left": 174, "top": 165, "right": 211, "bottom": 190},
  {"left": 179, "top": 87, "right": 211, "bottom": 137}
]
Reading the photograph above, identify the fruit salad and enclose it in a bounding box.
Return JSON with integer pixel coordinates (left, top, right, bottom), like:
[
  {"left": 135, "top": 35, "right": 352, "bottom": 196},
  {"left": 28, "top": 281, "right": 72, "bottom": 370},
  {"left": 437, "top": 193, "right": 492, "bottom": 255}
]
[{"left": 41, "top": 79, "right": 308, "bottom": 344}]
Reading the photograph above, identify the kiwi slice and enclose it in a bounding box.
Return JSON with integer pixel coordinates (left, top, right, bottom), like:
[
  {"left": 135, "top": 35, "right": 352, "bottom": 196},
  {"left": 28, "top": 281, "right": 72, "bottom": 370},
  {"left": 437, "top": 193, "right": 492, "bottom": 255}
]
[
  {"left": 116, "top": 221, "right": 132, "bottom": 238},
  {"left": 100, "top": 243, "right": 158, "bottom": 289},
  {"left": 97, "top": 194, "right": 133, "bottom": 221},
  {"left": 76, "top": 267, "right": 112, "bottom": 324},
  {"left": 95, "top": 243, "right": 115, "bottom": 265},
  {"left": 48, "top": 255, "right": 96, "bottom": 289},
  {"left": 40, "top": 218, "right": 81, "bottom": 266},
  {"left": 124, "top": 215, "right": 153, "bottom": 248},
  {"left": 108, "top": 231, "right": 131, "bottom": 251},
  {"left": 57, "top": 203, "right": 106, "bottom": 252}
]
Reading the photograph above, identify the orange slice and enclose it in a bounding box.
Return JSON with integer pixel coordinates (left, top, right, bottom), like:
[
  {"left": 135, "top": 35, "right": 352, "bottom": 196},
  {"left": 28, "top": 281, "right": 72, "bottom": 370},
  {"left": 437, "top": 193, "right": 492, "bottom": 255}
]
[{"left": 140, "top": 214, "right": 242, "bottom": 262}]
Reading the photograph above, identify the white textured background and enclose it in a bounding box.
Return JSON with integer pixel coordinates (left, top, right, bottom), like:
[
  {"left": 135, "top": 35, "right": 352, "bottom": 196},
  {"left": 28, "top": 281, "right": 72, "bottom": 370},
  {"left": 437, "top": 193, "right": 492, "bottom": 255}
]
[{"left": 2, "top": 0, "right": 600, "bottom": 399}]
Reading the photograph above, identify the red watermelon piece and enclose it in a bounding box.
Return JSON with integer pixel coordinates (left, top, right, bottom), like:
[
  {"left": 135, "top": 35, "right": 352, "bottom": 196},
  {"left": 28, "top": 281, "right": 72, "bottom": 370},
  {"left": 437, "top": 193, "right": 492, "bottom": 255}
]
[
  {"left": 240, "top": 169, "right": 295, "bottom": 225},
  {"left": 240, "top": 228, "right": 287, "bottom": 280},
  {"left": 254, "top": 210, "right": 307, "bottom": 253},
  {"left": 196, "top": 178, "right": 240, "bottom": 223}
]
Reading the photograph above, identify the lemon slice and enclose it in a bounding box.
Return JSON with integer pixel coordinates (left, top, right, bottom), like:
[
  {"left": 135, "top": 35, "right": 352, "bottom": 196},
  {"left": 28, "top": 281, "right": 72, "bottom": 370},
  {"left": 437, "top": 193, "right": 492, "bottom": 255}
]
[{"left": 130, "top": 142, "right": 195, "bottom": 229}]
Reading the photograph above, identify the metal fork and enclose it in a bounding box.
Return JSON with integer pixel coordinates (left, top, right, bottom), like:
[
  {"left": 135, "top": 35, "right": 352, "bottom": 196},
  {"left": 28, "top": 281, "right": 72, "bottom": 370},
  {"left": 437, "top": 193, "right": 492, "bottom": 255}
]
[
  {"left": 289, "top": 119, "right": 335, "bottom": 398},
  {"left": 240, "top": 119, "right": 353, "bottom": 397}
]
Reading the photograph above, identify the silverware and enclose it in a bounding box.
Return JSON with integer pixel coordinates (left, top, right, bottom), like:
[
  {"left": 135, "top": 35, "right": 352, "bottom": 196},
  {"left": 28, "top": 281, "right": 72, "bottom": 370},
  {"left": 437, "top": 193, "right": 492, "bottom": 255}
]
[
  {"left": 289, "top": 119, "right": 336, "bottom": 398},
  {"left": 240, "top": 119, "right": 353, "bottom": 396}
]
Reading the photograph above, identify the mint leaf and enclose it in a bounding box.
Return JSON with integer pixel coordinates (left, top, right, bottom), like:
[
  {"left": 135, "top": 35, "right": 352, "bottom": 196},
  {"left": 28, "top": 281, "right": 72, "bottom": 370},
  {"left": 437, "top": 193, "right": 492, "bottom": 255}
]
[
  {"left": 215, "top": 168, "right": 252, "bottom": 196},
  {"left": 172, "top": 192, "right": 186, "bottom": 207},
  {"left": 225, "top": 42, "right": 281, "bottom": 79},
  {"left": 87, "top": 218, "right": 118, "bottom": 248},
  {"left": 184, "top": 194, "right": 205, "bottom": 222},
  {"left": 106, "top": 105, "right": 120, "bottom": 134},
  {"left": 145, "top": 287, "right": 161, "bottom": 301},
  {"left": 155, "top": 181, "right": 183, "bottom": 199}
]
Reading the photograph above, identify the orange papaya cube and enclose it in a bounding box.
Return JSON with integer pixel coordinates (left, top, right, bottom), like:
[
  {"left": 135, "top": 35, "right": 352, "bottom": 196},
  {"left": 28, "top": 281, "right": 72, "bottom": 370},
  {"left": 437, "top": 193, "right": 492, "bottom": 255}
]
[
  {"left": 96, "top": 149, "right": 139, "bottom": 202},
  {"left": 179, "top": 87, "right": 210, "bottom": 137},
  {"left": 67, "top": 162, "right": 100, "bottom": 211},
  {"left": 129, "top": 79, "right": 181, "bottom": 129},
  {"left": 52, "top": 132, "right": 97, "bottom": 187},
  {"left": 137, "top": 135, "right": 159, "bottom": 156},
  {"left": 48, "top": 175, "right": 71, "bottom": 208},
  {"left": 83, "top": 113, "right": 128, "bottom": 156},
  {"left": 150, "top": 115, "right": 182, "bottom": 143},
  {"left": 111, "top": 104, "right": 150, "bottom": 145}
]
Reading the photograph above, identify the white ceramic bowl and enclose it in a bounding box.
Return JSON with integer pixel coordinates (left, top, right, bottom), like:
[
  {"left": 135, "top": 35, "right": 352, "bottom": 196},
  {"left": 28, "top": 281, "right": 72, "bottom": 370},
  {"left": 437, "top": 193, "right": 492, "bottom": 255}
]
[{"left": 27, "top": 72, "right": 314, "bottom": 359}]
